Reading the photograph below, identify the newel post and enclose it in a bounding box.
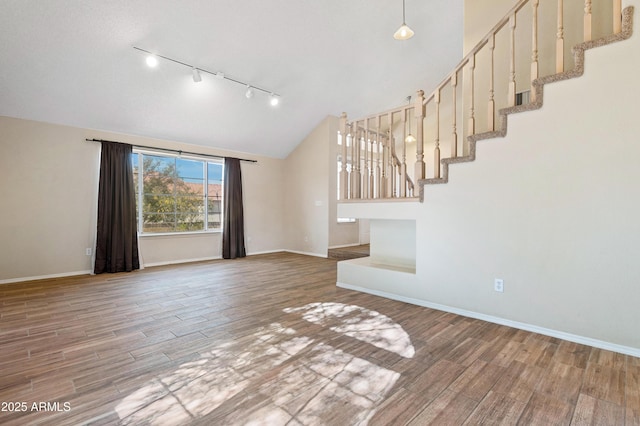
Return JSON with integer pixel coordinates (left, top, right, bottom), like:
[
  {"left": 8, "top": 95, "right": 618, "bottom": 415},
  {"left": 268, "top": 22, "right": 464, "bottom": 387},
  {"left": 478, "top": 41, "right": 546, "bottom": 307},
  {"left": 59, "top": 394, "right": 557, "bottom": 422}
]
[
  {"left": 339, "top": 112, "right": 348, "bottom": 200},
  {"left": 414, "top": 90, "right": 425, "bottom": 183}
]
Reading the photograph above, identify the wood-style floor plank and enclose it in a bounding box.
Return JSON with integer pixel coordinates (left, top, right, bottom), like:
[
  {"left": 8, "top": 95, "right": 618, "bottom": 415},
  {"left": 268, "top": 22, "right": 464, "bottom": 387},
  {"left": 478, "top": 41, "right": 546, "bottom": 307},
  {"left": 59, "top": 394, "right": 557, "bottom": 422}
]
[{"left": 0, "top": 252, "right": 638, "bottom": 425}]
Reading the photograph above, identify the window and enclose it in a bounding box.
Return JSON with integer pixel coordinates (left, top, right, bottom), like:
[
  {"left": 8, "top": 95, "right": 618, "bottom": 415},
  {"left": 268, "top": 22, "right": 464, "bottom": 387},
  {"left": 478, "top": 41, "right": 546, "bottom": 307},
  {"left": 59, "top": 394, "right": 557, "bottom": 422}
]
[{"left": 132, "top": 152, "right": 223, "bottom": 234}]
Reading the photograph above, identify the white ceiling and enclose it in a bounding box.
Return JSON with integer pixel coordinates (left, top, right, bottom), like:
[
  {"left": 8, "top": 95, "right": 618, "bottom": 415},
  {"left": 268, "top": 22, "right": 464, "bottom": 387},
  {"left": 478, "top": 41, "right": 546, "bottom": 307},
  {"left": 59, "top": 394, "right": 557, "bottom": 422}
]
[{"left": 0, "top": 0, "right": 463, "bottom": 158}]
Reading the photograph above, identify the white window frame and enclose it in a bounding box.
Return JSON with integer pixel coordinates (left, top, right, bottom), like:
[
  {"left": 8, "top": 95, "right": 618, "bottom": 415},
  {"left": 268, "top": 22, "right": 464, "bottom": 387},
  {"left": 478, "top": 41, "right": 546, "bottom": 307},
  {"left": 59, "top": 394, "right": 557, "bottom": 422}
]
[{"left": 132, "top": 150, "right": 224, "bottom": 235}]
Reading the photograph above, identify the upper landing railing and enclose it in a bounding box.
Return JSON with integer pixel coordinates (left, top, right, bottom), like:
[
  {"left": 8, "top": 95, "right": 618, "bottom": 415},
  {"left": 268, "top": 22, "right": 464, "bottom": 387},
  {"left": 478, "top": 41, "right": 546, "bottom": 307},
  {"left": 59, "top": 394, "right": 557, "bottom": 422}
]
[{"left": 338, "top": 0, "right": 623, "bottom": 201}]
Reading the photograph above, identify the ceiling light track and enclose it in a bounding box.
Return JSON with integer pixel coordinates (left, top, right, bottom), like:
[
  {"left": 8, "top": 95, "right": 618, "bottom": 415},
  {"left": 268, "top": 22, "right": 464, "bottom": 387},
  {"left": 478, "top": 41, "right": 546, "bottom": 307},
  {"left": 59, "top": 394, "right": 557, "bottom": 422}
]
[{"left": 133, "top": 46, "right": 281, "bottom": 102}]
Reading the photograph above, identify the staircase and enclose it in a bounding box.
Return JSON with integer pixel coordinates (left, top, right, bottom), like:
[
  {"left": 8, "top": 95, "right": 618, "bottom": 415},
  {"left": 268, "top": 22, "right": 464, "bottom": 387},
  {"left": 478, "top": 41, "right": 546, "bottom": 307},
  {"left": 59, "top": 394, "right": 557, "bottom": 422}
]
[
  {"left": 336, "top": 1, "right": 640, "bottom": 356},
  {"left": 338, "top": 0, "right": 630, "bottom": 203}
]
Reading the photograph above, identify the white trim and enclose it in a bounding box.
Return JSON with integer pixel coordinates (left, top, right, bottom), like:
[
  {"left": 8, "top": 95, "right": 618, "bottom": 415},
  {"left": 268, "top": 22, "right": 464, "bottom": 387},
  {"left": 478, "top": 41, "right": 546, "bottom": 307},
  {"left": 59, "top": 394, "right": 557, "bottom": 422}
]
[
  {"left": 284, "top": 250, "right": 328, "bottom": 258},
  {"left": 336, "top": 282, "right": 640, "bottom": 358},
  {"left": 143, "top": 256, "right": 222, "bottom": 268},
  {"left": 0, "top": 270, "right": 92, "bottom": 285},
  {"left": 246, "top": 249, "right": 287, "bottom": 256},
  {"left": 328, "top": 243, "right": 364, "bottom": 249}
]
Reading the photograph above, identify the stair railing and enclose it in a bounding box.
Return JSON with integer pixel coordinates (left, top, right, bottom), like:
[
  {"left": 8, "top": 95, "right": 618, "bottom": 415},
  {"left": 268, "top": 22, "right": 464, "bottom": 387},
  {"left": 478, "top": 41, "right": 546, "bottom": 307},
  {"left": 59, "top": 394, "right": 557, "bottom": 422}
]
[{"left": 338, "top": 0, "right": 623, "bottom": 201}]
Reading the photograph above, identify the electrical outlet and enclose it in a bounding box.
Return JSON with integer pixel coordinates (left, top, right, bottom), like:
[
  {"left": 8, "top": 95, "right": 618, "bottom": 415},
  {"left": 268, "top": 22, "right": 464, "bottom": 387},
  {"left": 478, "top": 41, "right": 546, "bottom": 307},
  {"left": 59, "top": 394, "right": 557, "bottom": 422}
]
[
  {"left": 85, "top": 248, "right": 92, "bottom": 256},
  {"left": 494, "top": 278, "right": 504, "bottom": 293}
]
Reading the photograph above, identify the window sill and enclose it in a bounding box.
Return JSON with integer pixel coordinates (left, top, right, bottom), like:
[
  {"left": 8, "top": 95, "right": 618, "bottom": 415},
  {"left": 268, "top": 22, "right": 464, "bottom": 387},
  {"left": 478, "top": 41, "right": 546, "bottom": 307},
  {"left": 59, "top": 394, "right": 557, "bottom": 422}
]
[{"left": 139, "top": 230, "right": 222, "bottom": 238}]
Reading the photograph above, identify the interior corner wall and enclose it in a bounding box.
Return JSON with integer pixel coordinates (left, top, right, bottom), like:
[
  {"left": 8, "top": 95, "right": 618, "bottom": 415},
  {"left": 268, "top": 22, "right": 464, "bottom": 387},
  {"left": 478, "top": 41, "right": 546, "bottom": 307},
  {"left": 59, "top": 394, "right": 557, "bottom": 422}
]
[
  {"left": 328, "top": 117, "right": 359, "bottom": 248},
  {"left": 412, "top": 23, "right": 640, "bottom": 350},
  {"left": 0, "top": 116, "right": 286, "bottom": 282},
  {"left": 283, "top": 115, "right": 341, "bottom": 256}
]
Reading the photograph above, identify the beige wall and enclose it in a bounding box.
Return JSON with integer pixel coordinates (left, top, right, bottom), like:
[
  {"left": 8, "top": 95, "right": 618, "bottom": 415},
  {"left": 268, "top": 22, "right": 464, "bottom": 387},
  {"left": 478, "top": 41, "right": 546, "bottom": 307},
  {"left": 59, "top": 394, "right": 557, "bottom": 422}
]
[
  {"left": 284, "top": 115, "right": 359, "bottom": 256},
  {"left": 0, "top": 117, "right": 285, "bottom": 281},
  {"left": 329, "top": 117, "right": 360, "bottom": 248}
]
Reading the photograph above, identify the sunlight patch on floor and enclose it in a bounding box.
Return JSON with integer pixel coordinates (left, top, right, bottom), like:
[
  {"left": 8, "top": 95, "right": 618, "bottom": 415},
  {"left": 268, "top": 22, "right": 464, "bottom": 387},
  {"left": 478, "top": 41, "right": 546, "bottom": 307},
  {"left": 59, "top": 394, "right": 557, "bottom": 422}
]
[
  {"left": 283, "top": 302, "right": 415, "bottom": 358},
  {"left": 116, "top": 303, "right": 412, "bottom": 424}
]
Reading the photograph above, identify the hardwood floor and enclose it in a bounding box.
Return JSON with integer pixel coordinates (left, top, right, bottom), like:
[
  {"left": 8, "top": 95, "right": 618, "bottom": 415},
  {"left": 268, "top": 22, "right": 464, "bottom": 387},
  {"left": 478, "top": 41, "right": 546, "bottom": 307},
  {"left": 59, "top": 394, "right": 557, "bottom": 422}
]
[
  {"left": 328, "top": 245, "right": 370, "bottom": 260},
  {"left": 0, "top": 252, "right": 638, "bottom": 425}
]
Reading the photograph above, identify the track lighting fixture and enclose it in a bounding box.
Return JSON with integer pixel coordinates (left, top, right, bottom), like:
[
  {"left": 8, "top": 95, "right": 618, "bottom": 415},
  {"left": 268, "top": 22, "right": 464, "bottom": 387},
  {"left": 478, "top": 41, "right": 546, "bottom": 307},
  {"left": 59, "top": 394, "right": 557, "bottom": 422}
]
[
  {"left": 133, "top": 47, "right": 281, "bottom": 105},
  {"left": 192, "top": 68, "right": 202, "bottom": 83},
  {"left": 393, "top": 0, "right": 414, "bottom": 40}
]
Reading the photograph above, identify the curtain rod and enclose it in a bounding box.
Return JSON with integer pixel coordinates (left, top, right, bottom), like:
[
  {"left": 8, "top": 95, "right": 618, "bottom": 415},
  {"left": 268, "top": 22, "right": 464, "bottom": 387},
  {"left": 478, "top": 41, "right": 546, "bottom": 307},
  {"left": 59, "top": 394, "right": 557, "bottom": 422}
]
[{"left": 85, "top": 138, "right": 257, "bottom": 163}]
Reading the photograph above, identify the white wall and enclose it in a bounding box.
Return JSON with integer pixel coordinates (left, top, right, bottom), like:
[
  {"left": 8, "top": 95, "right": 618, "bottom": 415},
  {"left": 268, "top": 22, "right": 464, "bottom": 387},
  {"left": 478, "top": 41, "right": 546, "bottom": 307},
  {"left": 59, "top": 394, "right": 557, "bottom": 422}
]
[
  {"left": 340, "top": 6, "right": 640, "bottom": 352},
  {"left": 0, "top": 117, "right": 285, "bottom": 281}
]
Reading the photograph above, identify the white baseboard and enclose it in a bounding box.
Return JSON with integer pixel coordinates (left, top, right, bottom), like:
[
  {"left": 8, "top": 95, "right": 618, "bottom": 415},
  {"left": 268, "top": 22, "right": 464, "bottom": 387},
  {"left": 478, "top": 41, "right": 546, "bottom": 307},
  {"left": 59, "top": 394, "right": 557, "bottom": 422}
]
[
  {"left": 284, "top": 250, "right": 328, "bottom": 258},
  {"left": 328, "top": 243, "right": 364, "bottom": 249},
  {"left": 142, "top": 256, "right": 222, "bottom": 268},
  {"left": 337, "top": 281, "right": 640, "bottom": 358},
  {"left": 0, "top": 270, "right": 92, "bottom": 285}
]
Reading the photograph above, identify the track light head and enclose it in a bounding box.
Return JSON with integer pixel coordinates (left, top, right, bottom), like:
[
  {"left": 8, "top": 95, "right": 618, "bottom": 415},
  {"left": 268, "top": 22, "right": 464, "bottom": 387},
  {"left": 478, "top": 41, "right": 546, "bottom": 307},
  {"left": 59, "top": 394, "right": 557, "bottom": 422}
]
[
  {"left": 270, "top": 93, "right": 280, "bottom": 106},
  {"left": 146, "top": 55, "right": 158, "bottom": 68},
  {"left": 192, "top": 68, "right": 202, "bottom": 83},
  {"left": 245, "top": 86, "right": 254, "bottom": 99}
]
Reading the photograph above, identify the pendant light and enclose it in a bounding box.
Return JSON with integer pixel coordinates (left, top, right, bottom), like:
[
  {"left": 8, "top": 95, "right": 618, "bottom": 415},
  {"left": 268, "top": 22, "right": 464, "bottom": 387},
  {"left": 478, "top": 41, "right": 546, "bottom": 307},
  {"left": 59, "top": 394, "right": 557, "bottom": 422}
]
[
  {"left": 393, "top": 0, "right": 414, "bottom": 40},
  {"left": 405, "top": 95, "right": 416, "bottom": 143}
]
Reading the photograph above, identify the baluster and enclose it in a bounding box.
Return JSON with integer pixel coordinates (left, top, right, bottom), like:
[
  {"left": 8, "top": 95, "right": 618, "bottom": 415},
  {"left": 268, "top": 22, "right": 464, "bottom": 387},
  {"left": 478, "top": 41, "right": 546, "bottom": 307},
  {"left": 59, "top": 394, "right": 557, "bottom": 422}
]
[
  {"left": 451, "top": 71, "right": 458, "bottom": 158},
  {"left": 508, "top": 13, "right": 517, "bottom": 107},
  {"left": 469, "top": 55, "right": 476, "bottom": 135},
  {"left": 384, "top": 136, "right": 389, "bottom": 198},
  {"left": 414, "top": 90, "right": 425, "bottom": 183},
  {"left": 434, "top": 89, "right": 441, "bottom": 179},
  {"left": 352, "top": 124, "right": 361, "bottom": 199},
  {"left": 556, "top": 0, "right": 564, "bottom": 73},
  {"left": 369, "top": 132, "right": 374, "bottom": 199},
  {"left": 488, "top": 34, "right": 495, "bottom": 131},
  {"left": 387, "top": 113, "right": 394, "bottom": 197},
  {"left": 363, "top": 120, "right": 370, "bottom": 199},
  {"left": 584, "top": 0, "right": 592, "bottom": 42},
  {"left": 614, "top": 0, "right": 622, "bottom": 34},
  {"left": 376, "top": 116, "right": 382, "bottom": 198},
  {"left": 401, "top": 110, "right": 407, "bottom": 197},
  {"left": 339, "top": 112, "right": 348, "bottom": 200},
  {"left": 531, "top": 0, "right": 539, "bottom": 102}
]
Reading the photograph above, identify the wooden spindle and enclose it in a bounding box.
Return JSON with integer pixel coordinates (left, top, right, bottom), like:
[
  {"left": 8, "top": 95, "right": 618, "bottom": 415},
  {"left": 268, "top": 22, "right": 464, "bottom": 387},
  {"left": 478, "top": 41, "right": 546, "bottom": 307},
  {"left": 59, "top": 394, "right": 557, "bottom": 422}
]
[
  {"left": 614, "top": 0, "right": 622, "bottom": 34},
  {"left": 531, "top": 0, "right": 539, "bottom": 102},
  {"left": 375, "top": 116, "right": 382, "bottom": 198},
  {"left": 451, "top": 71, "right": 458, "bottom": 158},
  {"left": 363, "top": 121, "right": 370, "bottom": 199},
  {"left": 339, "top": 112, "right": 348, "bottom": 200},
  {"left": 469, "top": 55, "right": 476, "bottom": 135},
  {"left": 508, "top": 13, "right": 517, "bottom": 107},
  {"left": 434, "top": 89, "right": 441, "bottom": 179},
  {"left": 556, "top": 0, "right": 564, "bottom": 73},
  {"left": 368, "top": 132, "right": 374, "bottom": 199},
  {"left": 488, "top": 34, "right": 495, "bottom": 131},
  {"left": 584, "top": 0, "right": 592, "bottom": 42},
  {"left": 352, "top": 124, "right": 361, "bottom": 199},
  {"left": 414, "top": 90, "right": 425, "bottom": 183},
  {"left": 387, "top": 113, "right": 394, "bottom": 197},
  {"left": 381, "top": 135, "right": 387, "bottom": 198},
  {"left": 401, "top": 110, "right": 407, "bottom": 197}
]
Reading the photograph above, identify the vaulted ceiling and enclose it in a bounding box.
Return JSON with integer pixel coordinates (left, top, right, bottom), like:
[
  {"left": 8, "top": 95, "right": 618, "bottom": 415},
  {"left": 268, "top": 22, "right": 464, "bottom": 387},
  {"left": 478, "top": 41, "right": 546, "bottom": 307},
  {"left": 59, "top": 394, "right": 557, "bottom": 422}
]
[{"left": 0, "top": 0, "right": 463, "bottom": 158}]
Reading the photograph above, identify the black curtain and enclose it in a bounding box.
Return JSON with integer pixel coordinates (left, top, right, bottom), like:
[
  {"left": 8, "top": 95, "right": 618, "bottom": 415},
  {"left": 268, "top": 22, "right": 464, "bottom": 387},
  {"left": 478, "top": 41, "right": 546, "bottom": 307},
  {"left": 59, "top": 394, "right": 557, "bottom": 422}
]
[
  {"left": 94, "top": 141, "right": 140, "bottom": 273},
  {"left": 222, "top": 157, "right": 246, "bottom": 259}
]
